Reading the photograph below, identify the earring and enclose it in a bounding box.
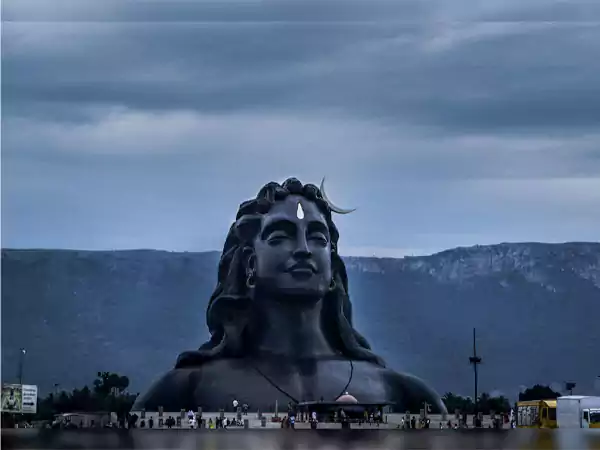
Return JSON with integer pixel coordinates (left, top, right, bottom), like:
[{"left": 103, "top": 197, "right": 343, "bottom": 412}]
[
  {"left": 329, "top": 278, "right": 337, "bottom": 292},
  {"left": 246, "top": 270, "right": 256, "bottom": 289}
]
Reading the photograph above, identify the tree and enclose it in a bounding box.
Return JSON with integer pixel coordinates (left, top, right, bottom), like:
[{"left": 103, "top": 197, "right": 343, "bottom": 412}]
[
  {"left": 442, "top": 391, "right": 511, "bottom": 415},
  {"left": 487, "top": 395, "right": 511, "bottom": 414},
  {"left": 442, "top": 392, "right": 475, "bottom": 414},
  {"left": 93, "top": 372, "right": 130, "bottom": 396},
  {"left": 518, "top": 384, "right": 560, "bottom": 402},
  {"left": 31, "top": 372, "right": 138, "bottom": 424}
]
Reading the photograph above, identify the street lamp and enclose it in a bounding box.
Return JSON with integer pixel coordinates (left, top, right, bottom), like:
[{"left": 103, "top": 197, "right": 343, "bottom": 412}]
[
  {"left": 469, "top": 329, "right": 482, "bottom": 424},
  {"left": 18, "top": 348, "right": 26, "bottom": 385}
]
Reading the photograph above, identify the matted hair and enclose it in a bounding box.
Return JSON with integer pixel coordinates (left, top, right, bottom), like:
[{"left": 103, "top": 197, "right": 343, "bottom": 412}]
[{"left": 176, "top": 178, "right": 385, "bottom": 368}]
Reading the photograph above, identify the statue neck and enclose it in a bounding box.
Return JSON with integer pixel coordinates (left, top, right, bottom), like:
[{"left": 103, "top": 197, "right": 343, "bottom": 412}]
[{"left": 253, "top": 295, "right": 335, "bottom": 359}]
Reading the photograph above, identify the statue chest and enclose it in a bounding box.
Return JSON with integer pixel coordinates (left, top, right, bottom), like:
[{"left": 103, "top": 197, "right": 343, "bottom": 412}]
[{"left": 191, "top": 358, "right": 391, "bottom": 411}]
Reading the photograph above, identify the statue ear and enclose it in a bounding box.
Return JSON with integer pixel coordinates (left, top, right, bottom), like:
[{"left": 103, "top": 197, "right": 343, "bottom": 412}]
[{"left": 241, "top": 246, "right": 256, "bottom": 271}]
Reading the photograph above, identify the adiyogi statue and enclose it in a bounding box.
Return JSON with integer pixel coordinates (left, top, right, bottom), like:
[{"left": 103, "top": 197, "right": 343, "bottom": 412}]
[{"left": 132, "top": 178, "right": 446, "bottom": 414}]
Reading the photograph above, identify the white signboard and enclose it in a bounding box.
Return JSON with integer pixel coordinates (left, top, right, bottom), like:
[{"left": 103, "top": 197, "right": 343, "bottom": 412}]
[{"left": 21, "top": 385, "right": 38, "bottom": 414}]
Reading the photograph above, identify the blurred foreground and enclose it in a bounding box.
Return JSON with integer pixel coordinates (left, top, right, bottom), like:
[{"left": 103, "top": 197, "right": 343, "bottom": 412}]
[{"left": 3, "top": 429, "right": 600, "bottom": 450}]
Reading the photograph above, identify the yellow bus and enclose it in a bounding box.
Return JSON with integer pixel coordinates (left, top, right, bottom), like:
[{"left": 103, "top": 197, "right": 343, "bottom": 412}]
[{"left": 516, "top": 400, "right": 557, "bottom": 429}]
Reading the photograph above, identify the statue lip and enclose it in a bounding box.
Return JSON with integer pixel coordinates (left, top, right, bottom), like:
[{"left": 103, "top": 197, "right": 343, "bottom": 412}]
[{"left": 286, "top": 262, "right": 317, "bottom": 274}]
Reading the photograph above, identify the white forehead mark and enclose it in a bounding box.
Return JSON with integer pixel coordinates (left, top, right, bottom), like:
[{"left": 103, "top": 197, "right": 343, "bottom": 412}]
[{"left": 296, "top": 202, "right": 305, "bottom": 220}]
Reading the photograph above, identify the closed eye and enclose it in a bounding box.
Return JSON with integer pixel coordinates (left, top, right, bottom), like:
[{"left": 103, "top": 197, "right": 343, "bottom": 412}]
[
  {"left": 309, "top": 234, "right": 328, "bottom": 245},
  {"left": 267, "top": 233, "right": 290, "bottom": 245}
]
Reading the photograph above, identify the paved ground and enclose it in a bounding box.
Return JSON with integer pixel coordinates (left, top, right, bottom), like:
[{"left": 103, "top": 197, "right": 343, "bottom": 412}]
[{"left": 4, "top": 428, "right": 599, "bottom": 450}]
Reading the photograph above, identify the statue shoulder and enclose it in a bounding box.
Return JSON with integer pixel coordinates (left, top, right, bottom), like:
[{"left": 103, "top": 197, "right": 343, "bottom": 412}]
[
  {"left": 383, "top": 369, "right": 447, "bottom": 414},
  {"left": 132, "top": 368, "right": 204, "bottom": 412},
  {"left": 132, "top": 359, "right": 250, "bottom": 412}
]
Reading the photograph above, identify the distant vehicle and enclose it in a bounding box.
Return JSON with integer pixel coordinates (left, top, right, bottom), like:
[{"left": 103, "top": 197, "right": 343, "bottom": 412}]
[
  {"left": 516, "top": 400, "right": 557, "bottom": 428},
  {"left": 556, "top": 396, "right": 600, "bottom": 429}
]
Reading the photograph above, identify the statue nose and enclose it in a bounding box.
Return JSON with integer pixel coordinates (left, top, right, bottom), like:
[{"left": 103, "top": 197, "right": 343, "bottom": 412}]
[{"left": 293, "top": 236, "right": 312, "bottom": 258}]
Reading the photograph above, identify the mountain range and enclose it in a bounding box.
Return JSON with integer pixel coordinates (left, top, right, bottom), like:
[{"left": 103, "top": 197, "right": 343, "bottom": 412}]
[{"left": 2, "top": 242, "right": 599, "bottom": 401}]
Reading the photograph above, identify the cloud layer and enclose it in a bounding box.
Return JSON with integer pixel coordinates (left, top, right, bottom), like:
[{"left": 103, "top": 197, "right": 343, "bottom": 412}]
[{"left": 2, "top": 0, "right": 600, "bottom": 256}]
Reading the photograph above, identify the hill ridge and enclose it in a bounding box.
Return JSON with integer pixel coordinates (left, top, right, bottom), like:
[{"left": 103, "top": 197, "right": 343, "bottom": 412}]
[{"left": 2, "top": 242, "right": 599, "bottom": 399}]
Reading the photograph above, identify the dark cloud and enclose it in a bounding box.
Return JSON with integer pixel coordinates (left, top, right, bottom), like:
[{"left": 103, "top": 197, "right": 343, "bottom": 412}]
[
  {"left": 4, "top": 8, "right": 600, "bottom": 135},
  {"left": 2, "top": 0, "right": 599, "bottom": 253}
]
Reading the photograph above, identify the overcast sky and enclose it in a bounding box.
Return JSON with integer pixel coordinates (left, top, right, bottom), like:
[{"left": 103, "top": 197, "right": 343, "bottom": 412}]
[{"left": 2, "top": 0, "right": 599, "bottom": 257}]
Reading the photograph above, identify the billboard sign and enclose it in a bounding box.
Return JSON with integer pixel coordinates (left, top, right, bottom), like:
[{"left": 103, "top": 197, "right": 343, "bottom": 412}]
[
  {"left": 1, "top": 384, "right": 23, "bottom": 413},
  {"left": 21, "top": 385, "right": 38, "bottom": 414},
  {"left": 1, "top": 384, "right": 38, "bottom": 414}
]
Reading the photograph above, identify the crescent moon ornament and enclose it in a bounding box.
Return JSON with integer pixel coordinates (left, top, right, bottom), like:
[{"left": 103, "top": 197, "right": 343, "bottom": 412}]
[{"left": 319, "top": 177, "right": 357, "bottom": 215}]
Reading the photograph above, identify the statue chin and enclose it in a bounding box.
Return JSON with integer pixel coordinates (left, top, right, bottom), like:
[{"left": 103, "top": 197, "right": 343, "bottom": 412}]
[
  {"left": 268, "top": 289, "right": 325, "bottom": 303},
  {"left": 257, "top": 279, "right": 329, "bottom": 300}
]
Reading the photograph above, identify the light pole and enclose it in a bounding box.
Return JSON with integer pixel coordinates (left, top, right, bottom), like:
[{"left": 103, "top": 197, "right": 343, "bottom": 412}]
[
  {"left": 18, "top": 348, "right": 26, "bottom": 385},
  {"left": 565, "top": 382, "right": 576, "bottom": 396},
  {"left": 469, "top": 329, "right": 482, "bottom": 424}
]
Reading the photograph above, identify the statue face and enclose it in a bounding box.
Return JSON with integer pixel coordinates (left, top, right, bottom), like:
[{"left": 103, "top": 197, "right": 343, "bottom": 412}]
[{"left": 252, "top": 195, "right": 332, "bottom": 299}]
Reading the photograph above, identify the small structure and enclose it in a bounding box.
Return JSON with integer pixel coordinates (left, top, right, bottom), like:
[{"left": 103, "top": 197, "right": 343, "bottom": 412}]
[
  {"left": 336, "top": 393, "right": 359, "bottom": 404},
  {"left": 53, "top": 411, "right": 116, "bottom": 428},
  {"left": 298, "top": 393, "right": 392, "bottom": 424}
]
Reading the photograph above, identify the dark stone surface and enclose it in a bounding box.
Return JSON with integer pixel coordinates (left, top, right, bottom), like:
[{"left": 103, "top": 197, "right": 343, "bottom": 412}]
[{"left": 132, "top": 178, "right": 446, "bottom": 413}]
